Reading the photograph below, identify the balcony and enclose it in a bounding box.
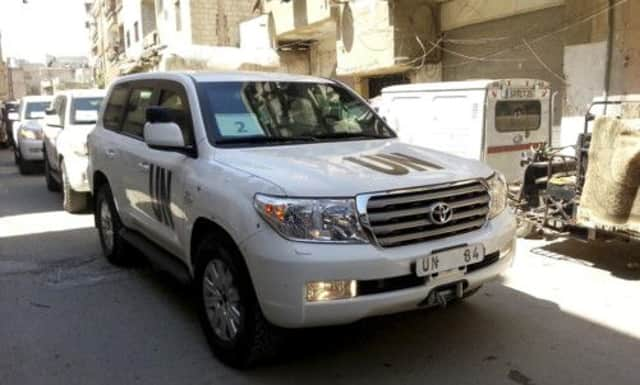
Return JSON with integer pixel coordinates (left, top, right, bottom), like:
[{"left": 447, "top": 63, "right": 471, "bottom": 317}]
[{"left": 263, "top": 0, "right": 335, "bottom": 41}]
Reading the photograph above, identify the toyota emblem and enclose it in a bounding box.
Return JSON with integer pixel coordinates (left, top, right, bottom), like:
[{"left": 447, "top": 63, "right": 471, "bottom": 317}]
[{"left": 429, "top": 202, "right": 453, "bottom": 225}]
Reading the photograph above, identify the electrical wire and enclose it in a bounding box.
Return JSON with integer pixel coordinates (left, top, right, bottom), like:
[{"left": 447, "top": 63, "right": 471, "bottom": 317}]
[
  {"left": 444, "top": 0, "right": 629, "bottom": 68},
  {"left": 522, "top": 38, "right": 568, "bottom": 84}
]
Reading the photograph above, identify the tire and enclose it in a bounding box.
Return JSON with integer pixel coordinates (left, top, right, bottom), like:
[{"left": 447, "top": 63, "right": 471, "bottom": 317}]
[
  {"left": 62, "top": 161, "right": 88, "bottom": 213},
  {"left": 44, "top": 157, "right": 61, "bottom": 192},
  {"left": 96, "top": 184, "right": 131, "bottom": 266},
  {"left": 195, "top": 235, "right": 282, "bottom": 368},
  {"left": 17, "top": 154, "right": 30, "bottom": 175}
]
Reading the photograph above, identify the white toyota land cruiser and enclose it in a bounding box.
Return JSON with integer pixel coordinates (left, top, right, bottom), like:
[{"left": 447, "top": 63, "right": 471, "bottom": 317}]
[
  {"left": 43, "top": 89, "right": 105, "bottom": 212},
  {"left": 88, "top": 72, "right": 516, "bottom": 367}
]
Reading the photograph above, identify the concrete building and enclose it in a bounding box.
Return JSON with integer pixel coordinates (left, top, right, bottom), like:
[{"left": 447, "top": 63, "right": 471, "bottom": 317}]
[
  {"left": 242, "top": 0, "right": 639, "bottom": 144},
  {"left": 88, "top": 0, "right": 279, "bottom": 86},
  {"left": 0, "top": 31, "right": 8, "bottom": 101}
]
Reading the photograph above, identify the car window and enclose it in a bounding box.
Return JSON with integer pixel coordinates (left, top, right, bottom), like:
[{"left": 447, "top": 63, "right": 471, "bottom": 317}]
[
  {"left": 495, "top": 100, "right": 541, "bottom": 132},
  {"left": 103, "top": 87, "right": 129, "bottom": 131},
  {"left": 122, "top": 88, "right": 154, "bottom": 138},
  {"left": 25, "top": 101, "right": 51, "bottom": 120},
  {"left": 158, "top": 89, "right": 193, "bottom": 146},
  {"left": 71, "top": 97, "right": 103, "bottom": 124},
  {"left": 198, "top": 81, "right": 394, "bottom": 145}
]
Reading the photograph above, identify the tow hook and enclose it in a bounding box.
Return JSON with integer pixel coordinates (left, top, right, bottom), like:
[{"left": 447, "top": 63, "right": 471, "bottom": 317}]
[{"left": 420, "top": 281, "right": 465, "bottom": 308}]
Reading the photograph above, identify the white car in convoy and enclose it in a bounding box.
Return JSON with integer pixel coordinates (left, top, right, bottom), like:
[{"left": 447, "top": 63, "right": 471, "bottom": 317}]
[
  {"left": 42, "top": 89, "right": 105, "bottom": 212},
  {"left": 13, "top": 95, "right": 53, "bottom": 174},
  {"left": 88, "top": 72, "right": 516, "bottom": 367}
]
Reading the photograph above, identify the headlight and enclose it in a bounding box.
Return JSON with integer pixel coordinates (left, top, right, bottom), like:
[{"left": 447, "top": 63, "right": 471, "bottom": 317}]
[
  {"left": 72, "top": 141, "right": 89, "bottom": 156},
  {"left": 486, "top": 172, "right": 507, "bottom": 219},
  {"left": 19, "top": 129, "right": 41, "bottom": 140},
  {"left": 254, "top": 194, "right": 368, "bottom": 243}
]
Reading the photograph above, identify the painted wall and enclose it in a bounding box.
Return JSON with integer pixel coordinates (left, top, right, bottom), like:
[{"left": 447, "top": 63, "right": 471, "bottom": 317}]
[{"left": 441, "top": 0, "right": 565, "bottom": 31}]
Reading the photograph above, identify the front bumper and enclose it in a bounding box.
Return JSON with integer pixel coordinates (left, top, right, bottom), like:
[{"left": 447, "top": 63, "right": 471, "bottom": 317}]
[
  {"left": 62, "top": 154, "right": 90, "bottom": 192},
  {"left": 240, "top": 210, "right": 516, "bottom": 328},
  {"left": 19, "top": 138, "right": 44, "bottom": 161}
]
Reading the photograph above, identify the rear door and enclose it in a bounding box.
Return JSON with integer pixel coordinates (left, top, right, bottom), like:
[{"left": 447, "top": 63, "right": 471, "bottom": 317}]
[
  {"left": 485, "top": 80, "right": 551, "bottom": 182},
  {"left": 385, "top": 90, "right": 484, "bottom": 161},
  {"left": 94, "top": 83, "right": 132, "bottom": 225}
]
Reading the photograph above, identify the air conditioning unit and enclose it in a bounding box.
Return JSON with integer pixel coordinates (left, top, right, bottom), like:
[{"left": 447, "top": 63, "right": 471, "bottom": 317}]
[
  {"left": 263, "top": 0, "right": 334, "bottom": 41},
  {"left": 336, "top": 0, "right": 438, "bottom": 76}
]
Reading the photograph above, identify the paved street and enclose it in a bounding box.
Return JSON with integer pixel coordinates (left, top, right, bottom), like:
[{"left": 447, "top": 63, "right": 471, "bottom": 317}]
[{"left": 0, "top": 148, "right": 639, "bottom": 385}]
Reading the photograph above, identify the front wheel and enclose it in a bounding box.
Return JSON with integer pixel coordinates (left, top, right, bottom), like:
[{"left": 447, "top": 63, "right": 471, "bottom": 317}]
[{"left": 195, "top": 236, "right": 281, "bottom": 368}]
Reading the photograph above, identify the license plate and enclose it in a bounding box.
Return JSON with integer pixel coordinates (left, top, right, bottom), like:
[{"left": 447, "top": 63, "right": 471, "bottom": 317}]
[
  {"left": 416, "top": 244, "right": 485, "bottom": 277},
  {"left": 509, "top": 88, "right": 534, "bottom": 98}
]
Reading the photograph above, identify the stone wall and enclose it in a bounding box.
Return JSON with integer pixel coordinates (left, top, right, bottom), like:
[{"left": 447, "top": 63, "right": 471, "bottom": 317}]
[{"left": 191, "top": 0, "right": 254, "bottom": 47}]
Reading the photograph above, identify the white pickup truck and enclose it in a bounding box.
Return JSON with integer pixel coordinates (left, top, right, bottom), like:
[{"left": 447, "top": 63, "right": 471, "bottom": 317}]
[
  {"left": 42, "top": 89, "right": 105, "bottom": 212},
  {"left": 88, "top": 72, "right": 516, "bottom": 367}
]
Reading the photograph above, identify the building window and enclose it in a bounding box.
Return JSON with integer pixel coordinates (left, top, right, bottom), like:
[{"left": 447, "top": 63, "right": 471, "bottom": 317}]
[
  {"left": 126, "top": 30, "right": 131, "bottom": 47},
  {"left": 175, "top": 0, "right": 181, "bottom": 31},
  {"left": 134, "top": 21, "right": 139, "bottom": 42}
]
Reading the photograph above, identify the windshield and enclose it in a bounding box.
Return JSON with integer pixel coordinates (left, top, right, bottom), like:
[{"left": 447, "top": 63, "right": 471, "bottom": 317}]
[
  {"left": 197, "top": 81, "right": 394, "bottom": 146},
  {"left": 71, "top": 97, "right": 103, "bottom": 124},
  {"left": 24, "top": 101, "right": 51, "bottom": 120}
]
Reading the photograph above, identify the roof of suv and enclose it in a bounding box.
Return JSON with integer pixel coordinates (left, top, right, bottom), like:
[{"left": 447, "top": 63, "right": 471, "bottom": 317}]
[
  {"left": 54, "top": 89, "right": 106, "bottom": 98},
  {"left": 20, "top": 95, "right": 53, "bottom": 103},
  {"left": 116, "top": 71, "right": 334, "bottom": 84}
]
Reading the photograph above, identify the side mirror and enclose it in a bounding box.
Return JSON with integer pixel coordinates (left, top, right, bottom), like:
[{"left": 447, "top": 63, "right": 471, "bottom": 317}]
[
  {"left": 585, "top": 112, "right": 595, "bottom": 122},
  {"left": 44, "top": 112, "right": 62, "bottom": 127},
  {"left": 143, "top": 122, "right": 185, "bottom": 150}
]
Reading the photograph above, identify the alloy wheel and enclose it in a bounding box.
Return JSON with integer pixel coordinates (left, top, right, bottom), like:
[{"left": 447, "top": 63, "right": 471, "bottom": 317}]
[{"left": 202, "top": 259, "right": 243, "bottom": 342}]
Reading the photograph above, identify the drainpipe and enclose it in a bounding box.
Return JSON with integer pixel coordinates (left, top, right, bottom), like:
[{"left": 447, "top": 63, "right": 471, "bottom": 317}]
[{"left": 603, "top": 0, "right": 614, "bottom": 115}]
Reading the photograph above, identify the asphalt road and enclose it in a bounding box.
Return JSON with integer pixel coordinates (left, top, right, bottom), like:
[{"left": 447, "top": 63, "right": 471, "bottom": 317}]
[{"left": 1, "top": 148, "right": 639, "bottom": 385}]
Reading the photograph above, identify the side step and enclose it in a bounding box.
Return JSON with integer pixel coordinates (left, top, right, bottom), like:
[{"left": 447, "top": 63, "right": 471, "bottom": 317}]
[{"left": 120, "top": 229, "right": 192, "bottom": 285}]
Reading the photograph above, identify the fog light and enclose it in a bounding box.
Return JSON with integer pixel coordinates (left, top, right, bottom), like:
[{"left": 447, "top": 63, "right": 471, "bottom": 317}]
[
  {"left": 305, "top": 280, "right": 357, "bottom": 302},
  {"left": 500, "top": 239, "right": 515, "bottom": 256}
]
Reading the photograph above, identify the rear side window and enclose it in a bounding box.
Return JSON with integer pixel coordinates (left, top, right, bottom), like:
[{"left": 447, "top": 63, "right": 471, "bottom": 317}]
[
  {"left": 103, "top": 87, "right": 129, "bottom": 131},
  {"left": 122, "top": 88, "right": 154, "bottom": 138},
  {"left": 495, "top": 100, "right": 541, "bottom": 132}
]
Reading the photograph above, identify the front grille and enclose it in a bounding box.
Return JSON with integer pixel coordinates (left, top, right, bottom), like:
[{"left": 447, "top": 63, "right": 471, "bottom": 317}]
[{"left": 363, "top": 180, "right": 490, "bottom": 247}]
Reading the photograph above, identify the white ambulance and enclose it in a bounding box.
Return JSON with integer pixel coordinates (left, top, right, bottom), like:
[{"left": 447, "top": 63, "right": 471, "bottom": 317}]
[{"left": 376, "top": 79, "right": 552, "bottom": 182}]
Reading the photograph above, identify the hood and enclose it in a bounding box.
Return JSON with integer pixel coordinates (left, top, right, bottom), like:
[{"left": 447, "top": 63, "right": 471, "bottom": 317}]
[
  {"left": 214, "top": 139, "right": 494, "bottom": 197},
  {"left": 21, "top": 120, "right": 44, "bottom": 131}
]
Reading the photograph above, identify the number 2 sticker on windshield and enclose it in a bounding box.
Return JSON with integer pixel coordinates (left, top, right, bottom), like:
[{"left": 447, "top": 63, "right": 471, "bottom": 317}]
[{"left": 215, "top": 113, "right": 264, "bottom": 137}]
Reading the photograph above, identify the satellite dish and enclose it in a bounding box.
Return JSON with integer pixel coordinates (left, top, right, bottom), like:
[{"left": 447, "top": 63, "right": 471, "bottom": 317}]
[{"left": 341, "top": 3, "right": 354, "bottom": 53}]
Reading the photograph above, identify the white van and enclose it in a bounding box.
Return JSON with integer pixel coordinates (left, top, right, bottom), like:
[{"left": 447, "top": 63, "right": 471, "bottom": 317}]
[{"left": 376, "top": 79, "right": 551, "bottom": 182}]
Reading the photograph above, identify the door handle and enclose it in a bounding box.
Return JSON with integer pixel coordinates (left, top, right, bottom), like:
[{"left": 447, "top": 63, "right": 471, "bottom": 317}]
[
  {"left": 105, "top": 149, "right": 117, "bottom": 159},
  {"left": 138, "top": 161, "right": 150, "bottom": 171}
]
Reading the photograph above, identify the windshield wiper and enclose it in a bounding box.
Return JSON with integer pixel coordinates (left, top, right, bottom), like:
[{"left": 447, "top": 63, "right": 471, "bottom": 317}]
[{"left": 311, "top": 132, "right": 390, "bottom": 140}]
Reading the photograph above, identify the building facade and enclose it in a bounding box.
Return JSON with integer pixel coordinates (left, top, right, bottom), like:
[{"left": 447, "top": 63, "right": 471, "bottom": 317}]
[{"left": 88, "top": 0, "right": 278, "bottom": 86}]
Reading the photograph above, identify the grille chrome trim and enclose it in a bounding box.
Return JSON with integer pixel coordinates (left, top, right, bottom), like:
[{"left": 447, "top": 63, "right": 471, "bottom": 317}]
[{"left": 356, "top": 179, "right": 490, "bottom": 247}]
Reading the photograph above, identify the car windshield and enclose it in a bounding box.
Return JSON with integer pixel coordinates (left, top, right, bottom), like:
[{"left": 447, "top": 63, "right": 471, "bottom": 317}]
[
  {"left": 197, "top": 81, "right": 395, "bottom": 146},
  {"left": 71, "top": 97, "right": 103, "bottom": 124},
  {"left": 24, "top": 101, "right": 50, "bottom": 120}
]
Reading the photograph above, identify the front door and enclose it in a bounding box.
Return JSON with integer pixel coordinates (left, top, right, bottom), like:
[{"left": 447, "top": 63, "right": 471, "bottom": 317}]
[{"left": 120, "top": 80, "right": 196, "bottom": 255}]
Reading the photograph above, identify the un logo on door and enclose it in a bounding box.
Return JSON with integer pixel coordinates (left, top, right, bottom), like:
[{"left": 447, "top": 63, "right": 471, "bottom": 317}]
[{"left": 429, "top": 202, "right": 453, "bottom": 225}]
